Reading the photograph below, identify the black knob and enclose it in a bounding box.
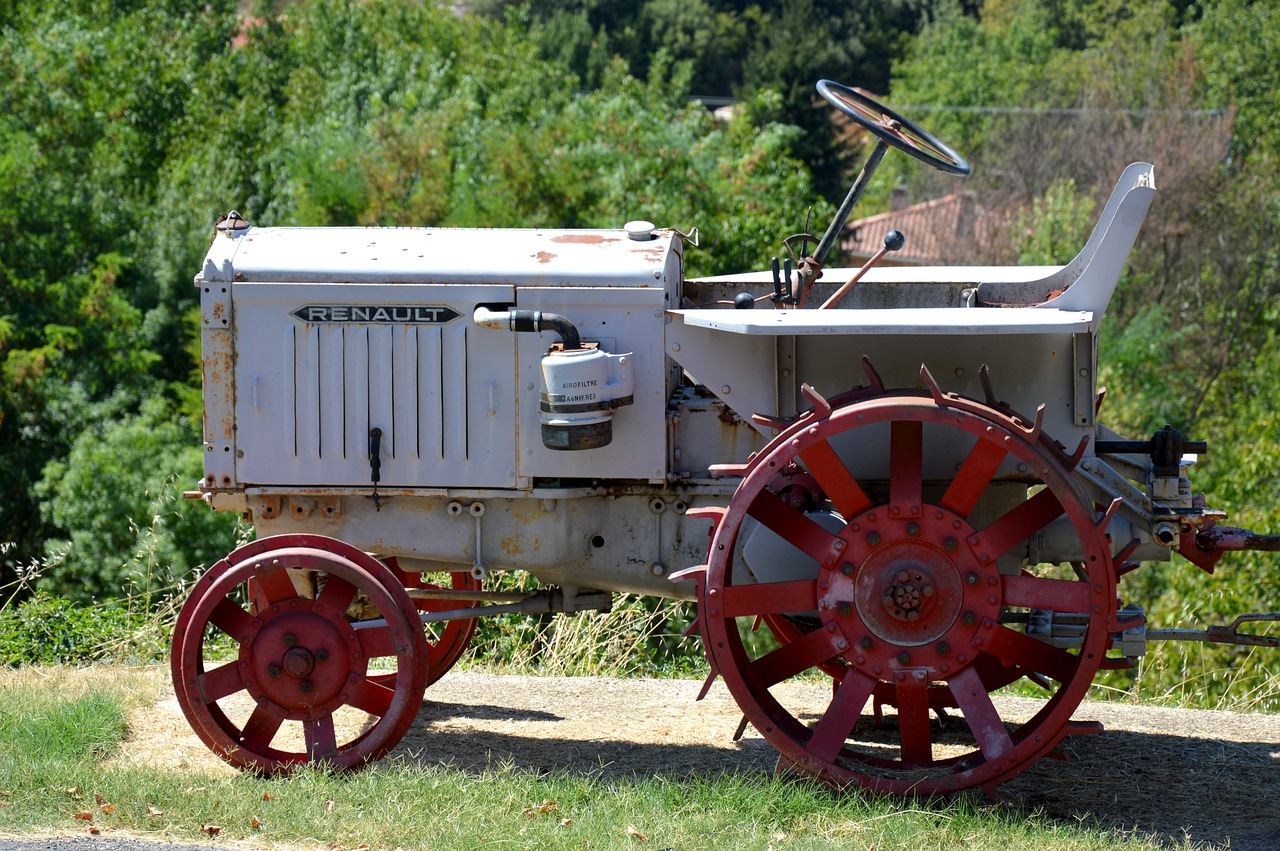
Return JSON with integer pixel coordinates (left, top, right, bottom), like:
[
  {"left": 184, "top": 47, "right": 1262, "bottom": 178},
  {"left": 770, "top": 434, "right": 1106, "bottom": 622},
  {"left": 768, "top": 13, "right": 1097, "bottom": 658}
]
[
  {"left": 884, "top": 230, "right": 905, "bottom": 252},
  {"left": 734, "top": 292, "right": 755, "bottom": 310}
]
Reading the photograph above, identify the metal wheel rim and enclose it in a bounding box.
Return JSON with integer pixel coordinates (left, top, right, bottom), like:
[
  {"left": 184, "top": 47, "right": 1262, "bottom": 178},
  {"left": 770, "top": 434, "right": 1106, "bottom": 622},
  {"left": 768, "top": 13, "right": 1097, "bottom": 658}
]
[{"left": 703, "top": 392, "right": 1114, "bottom": 794}]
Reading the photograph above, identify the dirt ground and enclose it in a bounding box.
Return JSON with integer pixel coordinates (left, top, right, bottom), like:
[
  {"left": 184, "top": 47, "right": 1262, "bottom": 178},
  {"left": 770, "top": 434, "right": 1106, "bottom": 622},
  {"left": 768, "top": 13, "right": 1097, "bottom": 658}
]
[{"left": 115, "top": 670, "right": 1280, "bottom": 850}]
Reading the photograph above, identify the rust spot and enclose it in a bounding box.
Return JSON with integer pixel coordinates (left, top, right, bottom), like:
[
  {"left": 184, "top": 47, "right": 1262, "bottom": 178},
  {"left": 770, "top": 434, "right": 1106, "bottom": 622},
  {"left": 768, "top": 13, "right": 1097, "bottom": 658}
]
[
  {"left": 551, "top": 234, "right": 620, "bottom": 245},
  {"left": 716, "top": 402, "right": 741, "bottom": 426},
  {"left": 535, "top": 251, "right": 555, "bottom": 264},
  {"left": 634, "top": 247, "right": 666, "bottom": 263}
]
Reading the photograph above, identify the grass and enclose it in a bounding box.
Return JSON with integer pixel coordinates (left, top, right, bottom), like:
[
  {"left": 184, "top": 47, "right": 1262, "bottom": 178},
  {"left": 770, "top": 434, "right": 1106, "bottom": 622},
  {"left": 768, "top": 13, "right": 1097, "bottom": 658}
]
[{"left": 0, "top": 665, "right": 1203, "bottom": 851}]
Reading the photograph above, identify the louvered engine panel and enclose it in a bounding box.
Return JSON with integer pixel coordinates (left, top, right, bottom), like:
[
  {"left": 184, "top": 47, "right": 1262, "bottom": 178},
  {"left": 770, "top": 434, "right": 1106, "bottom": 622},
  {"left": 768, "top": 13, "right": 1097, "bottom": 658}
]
[{"left": 232, "top": 283, "right": 517, "bottom": 488}]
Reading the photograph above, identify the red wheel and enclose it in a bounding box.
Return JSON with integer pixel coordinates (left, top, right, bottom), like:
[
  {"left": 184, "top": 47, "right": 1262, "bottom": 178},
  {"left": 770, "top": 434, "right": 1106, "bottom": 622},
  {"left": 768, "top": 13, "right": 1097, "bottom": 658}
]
[
  {"left": 171, "top": 535, "right": 428, "bottom": 774},
  {"left": 375, "top": 559, "right": 479, "bottom": 688},
  {"left": 699, "top": 386, "right": 1115, "bottom": 794}
]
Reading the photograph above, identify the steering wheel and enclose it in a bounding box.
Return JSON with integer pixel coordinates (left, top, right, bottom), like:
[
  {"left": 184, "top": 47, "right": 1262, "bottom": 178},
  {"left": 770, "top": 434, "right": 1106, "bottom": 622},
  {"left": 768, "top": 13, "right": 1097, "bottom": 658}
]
[{"left": 817, "top": 80, "right": 970, "bottom": 176}]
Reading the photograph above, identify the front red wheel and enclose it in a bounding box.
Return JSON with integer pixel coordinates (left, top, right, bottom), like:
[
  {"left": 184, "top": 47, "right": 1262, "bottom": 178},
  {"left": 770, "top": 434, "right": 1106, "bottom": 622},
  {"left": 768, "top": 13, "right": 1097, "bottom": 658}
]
[
  {"left": 698, "top": 387, "right": 1115, "bottom": 794},
  {"left": 171, "top": 536, "right": 428, "bottom": 774}
]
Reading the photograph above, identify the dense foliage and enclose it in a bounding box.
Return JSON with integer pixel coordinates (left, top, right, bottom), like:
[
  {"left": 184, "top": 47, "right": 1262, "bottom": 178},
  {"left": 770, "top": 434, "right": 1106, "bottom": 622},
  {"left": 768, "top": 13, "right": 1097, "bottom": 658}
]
[
  {"left": 0, "top": 0, "right": 827, "bottom": 601},
  {"left": 1, "top": 0, "right": 1277, "bottom": 707}
]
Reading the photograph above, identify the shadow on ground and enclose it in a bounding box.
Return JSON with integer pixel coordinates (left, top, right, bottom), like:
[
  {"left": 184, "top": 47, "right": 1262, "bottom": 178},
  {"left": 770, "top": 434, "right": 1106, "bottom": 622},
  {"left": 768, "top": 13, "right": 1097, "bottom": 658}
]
[{"left": 387, "top": 674, "right": 1280, "bottom": 851}]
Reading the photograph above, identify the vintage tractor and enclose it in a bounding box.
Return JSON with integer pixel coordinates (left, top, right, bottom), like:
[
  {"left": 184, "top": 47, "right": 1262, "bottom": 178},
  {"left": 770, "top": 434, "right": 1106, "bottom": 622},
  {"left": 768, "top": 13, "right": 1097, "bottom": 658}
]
[{"left": 175, "top": 80, "right": 1280, "bottom": 794}]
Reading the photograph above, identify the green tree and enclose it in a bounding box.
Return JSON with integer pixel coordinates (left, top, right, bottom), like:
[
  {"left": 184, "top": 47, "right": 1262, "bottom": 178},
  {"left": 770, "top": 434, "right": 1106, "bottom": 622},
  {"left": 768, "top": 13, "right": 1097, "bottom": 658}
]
[{"left": 35, "top": 397, "right": 238, "bottom": 603}]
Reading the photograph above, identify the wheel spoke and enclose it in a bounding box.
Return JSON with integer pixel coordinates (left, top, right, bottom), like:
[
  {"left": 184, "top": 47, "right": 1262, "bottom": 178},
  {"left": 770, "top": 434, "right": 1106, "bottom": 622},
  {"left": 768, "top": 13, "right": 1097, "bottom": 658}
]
[
  {"left": 948, "top": 666, "right": 1013, "bottom": 760},
  {"left": 807, "top": 668, "right": 877, "bottom": 762},
  {"left": 895, "top": 679, "right": 932, "bottom": 765},
  {"left": 799, "top": 440, "right": 872, "bottom": 518},
  {"left": 347, "top": 676, "right": 395, "bottom": 718},
  {"left": 889, "top": 421, "right": 922, "bottom": 513},
  {"left": 723, "top": 579, "right": 816, "bottom": 618},
  {"left": 940, "top": 438, "right": 1009, "bottom": 519},
  {"left": 1002, "top": 573, "right": 1090, "bottom": 613},
  {"left": 304, "top": 715, "right": 338, "bottom": 760},
  {"left": 983, "top": 623, "right": 1080, "bottom": 683},
  {"left": 239, "top": 703, "right": 283, "bottom": 753},
  {"left": 316, "top": 574, "right": 359, "bottom": 616},
  {"left": 976, "top": 487, "right": 1065, "bottom": 561},
  {"left": 253, "top": 568, "right": 298, "bottom": 606},
  {"left": 747, "top": 489, "right": 839, "bottom": 562},
  {"left": 208, "top": 597, "right": 253, "bottom": 640},
  {"left": 198, "top": 661, "right": 246, "bottom": 703},
  {"left": 356, "top": 623, "right": 398, "bottom": 658},
  {"left": 743, "top": 627, "right": 842, "bottom": 691}
]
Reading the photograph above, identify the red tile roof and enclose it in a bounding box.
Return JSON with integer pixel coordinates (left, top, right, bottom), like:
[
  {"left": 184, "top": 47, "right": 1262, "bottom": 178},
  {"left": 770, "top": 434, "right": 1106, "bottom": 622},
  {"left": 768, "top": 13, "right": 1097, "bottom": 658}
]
[{"left": 841, "top": 192, "right": 989, "bottom": 266}]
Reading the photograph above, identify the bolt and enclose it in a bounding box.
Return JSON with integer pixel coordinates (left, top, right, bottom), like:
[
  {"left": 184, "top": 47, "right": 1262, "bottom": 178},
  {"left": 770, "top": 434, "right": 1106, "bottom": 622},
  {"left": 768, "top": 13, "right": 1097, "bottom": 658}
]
[
  {"left": 944, "top": 538, "right": 957, "bottom": 552},
  {"left": 283, "top": 633, "right": 296, "bottom": 647},
  {"left": 316, "top": 649, "right": 329, "bottom": 662},
  {"left": 965, "top": 572, "right": 979, "bottom": 585},
  {"left": 907, "top": 523, "right": 920, "bottom": 536},
  {"left": 963, "top": 611, "right": 977, "bottom": 626},
  {"left": 300, "top": 680, "right": 313, "bottom": 693},
  {"left": 921, "top": 584, "right": 935, "bottom": 597},
  {"left": 867, "top": 532, "right": 881, "bottom": 547},
  {"left": 837, "top": 601, "right": 852, "bottom": 616},
  {"left": 897, "top": 651, "right": 911, "bottom": 665},
  {"left": 937, "top": 642, "right": 950, "bottom": 655},
  {"left": 841, "top": 562, "right": 855, "bottom": 577},
  {"left": 859, "top": 636, "right": 873, "bottom": 650},
  {"left": 267, "top": 664, "right": 282, "bottom": 678}
]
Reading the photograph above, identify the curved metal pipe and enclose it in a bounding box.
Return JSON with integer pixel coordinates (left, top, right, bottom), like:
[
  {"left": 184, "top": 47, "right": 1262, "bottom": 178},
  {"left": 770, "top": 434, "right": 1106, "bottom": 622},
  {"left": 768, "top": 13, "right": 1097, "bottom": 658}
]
[{"left": 473, "top": 306, "right": 581, "bottom": 350}]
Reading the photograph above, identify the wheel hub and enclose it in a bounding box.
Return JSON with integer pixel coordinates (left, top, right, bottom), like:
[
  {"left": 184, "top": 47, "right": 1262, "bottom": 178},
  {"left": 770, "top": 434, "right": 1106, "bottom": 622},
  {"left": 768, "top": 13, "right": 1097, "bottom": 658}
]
[
  {"left": 819, "top": 508, "right": 1003, "bottom": 674},
  {"left": 241, "top": 608, "right": 357, "bottom": 717},
  {"left": 861, "top": 545, "right": 957, "bottom": 642},
  {"left": 282, "top": 647, "right": 316, "bottom": 679}
]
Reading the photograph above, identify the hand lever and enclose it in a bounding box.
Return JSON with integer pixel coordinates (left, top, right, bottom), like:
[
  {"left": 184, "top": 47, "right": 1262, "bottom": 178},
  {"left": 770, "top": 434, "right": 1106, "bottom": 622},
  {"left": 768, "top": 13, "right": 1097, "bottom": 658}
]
[{"left": 818, "top": 230, "right": 905, "bottom": 309}]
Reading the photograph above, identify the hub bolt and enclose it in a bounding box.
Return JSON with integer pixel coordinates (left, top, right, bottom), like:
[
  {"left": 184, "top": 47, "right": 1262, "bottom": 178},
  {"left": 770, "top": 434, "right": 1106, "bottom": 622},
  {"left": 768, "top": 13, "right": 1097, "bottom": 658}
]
[
  {"left": 267, "top": 664, "right": 282, "bottom": 678},
  {"left": 907, "top": 523, "right": 920, "bottom": 536},
  {"left": 867, "top": 532, "right": 881, "bottom": 547},
  {"left": 965, "top": 572, "right": 979, "bottom": 586},
  {"left": 837, "top": 602, "right": 852, "bottom": 616},
  {"left": 944, "top": 538, "right": 957, "bottom": 552},
  {"left": 300, "top": 680, "right": 313, "bottom": 693},
  {"left": 963, "top": 611, "right": 977, "bottom": 626},
  {"left": 841, "top": 562, "right": 855, "bottom": 577},
  {"left": 897, "top": 651, "right": 911, "bottom": 665},
  {"left": 316, "top": 649, "right": 329, "bottom": 662},
  {"left": 937, "top": 642, "right": 950, "bottom": 656},
  {"left": 859, "top": 636, "right": 873, "bottom": 650},
  {"left": 283, "top": 633, "right": 297, "bottom": 647}
]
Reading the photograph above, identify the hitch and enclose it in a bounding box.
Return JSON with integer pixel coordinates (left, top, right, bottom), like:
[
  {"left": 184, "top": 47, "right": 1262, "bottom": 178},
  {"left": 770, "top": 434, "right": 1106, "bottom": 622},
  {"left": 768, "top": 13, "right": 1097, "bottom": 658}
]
[{"left": 1147, "top": 613, "right": 1280, "bottom": 649}]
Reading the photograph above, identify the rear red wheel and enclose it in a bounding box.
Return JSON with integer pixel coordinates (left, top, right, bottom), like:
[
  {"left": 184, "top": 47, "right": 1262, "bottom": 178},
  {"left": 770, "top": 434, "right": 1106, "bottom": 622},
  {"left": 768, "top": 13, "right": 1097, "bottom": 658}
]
[
  {"left": 699, "top": 387, "right": 1115, "bottom": 794},
  {"left": 171, "top": 535, "right": 428, "bottom": 774},
  {"left": 374, "top": 559, "right": 479, "bottom": 688}
]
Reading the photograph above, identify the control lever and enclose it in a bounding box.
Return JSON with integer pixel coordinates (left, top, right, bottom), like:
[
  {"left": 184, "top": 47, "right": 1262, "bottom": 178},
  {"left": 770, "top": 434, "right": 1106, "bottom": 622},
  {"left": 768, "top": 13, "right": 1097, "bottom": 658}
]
[
  {"left": 818, "top": 230, "right": 905, "bottom": 309},
  {"left": 768, "top": 258, "right": 797, "bottom": 307}
]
